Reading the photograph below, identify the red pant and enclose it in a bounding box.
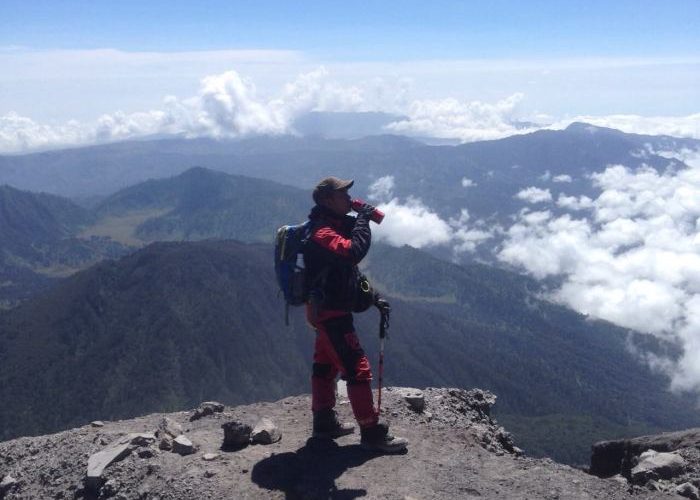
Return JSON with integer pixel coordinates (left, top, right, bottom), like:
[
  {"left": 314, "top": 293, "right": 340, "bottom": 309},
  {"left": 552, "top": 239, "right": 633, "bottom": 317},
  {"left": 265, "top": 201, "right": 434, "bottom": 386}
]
[{"left": 307, "top": 307, "right": 378, "bottom": 428}]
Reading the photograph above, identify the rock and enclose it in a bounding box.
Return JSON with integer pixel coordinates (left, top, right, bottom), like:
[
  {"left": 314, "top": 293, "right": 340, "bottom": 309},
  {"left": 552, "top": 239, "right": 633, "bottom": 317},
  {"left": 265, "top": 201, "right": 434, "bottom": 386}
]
[
  {"left": 86, "top": 441, "right": 132, "bottom": 489},
  {"left": 251, "top": 418, "right": 282, "bottom": 445},
  {"left": 591, "top": 427, "right": 700, "bottom": 477},
  {"left": 222, "top": 421, "right": 252, "bottom": 450},
  {"left": 158, "top": 437, "right": 173, "bottom": 451},
  {"left": 0, "top": 475, "right": 18, "bottom": 495},
  {"left": 157, "top": 417, "right": 183, "bottom": 439},
  {"left": 204, "top": 470, "right": 217, "bottom": 478},
  {"left": 397, "top": 388, "right": 425, "bottom": 412},
  {"left": 190, "top": 401, "right": 225, "bottom": 421},
  {"left": 677, "top": 482, "right": 700, "bottom": 500},
  {"left": 138, "top": 448, "right": 155, "bottom": 459},
  {"left": 172, "top": 435, "right": 196, "bottom": 456},
  {"left": 608, "top": 474, "right": 628, "bottom": 486},
  {"left": 630, "top": 450, "right": 686, "bottom": 484},
  {"left": 129, "top": 432, "right": 156, "bottom": 447},
  {"left": 90, "top": 421, "right": 105, "bottom": 428},
  {"left": 101, "top": 479, "right": 119, "bottom": 497},
  {"left": 202, "top": 453, "right": 220, "bottom": 461}
]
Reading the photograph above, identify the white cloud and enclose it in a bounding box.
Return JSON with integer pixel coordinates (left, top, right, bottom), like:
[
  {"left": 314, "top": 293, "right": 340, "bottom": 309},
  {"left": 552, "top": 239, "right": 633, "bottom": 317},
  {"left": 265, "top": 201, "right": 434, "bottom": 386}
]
[
  {"left": 553, "top": 174, "right": 572, "bottom": 183},
  {"left": 373, "top": 197, "right": 454, "bottom": 248},
  {"left": 368, "top": 175, "right": 395, "bottom": 202},
  {"left": 499, "top": 149, "right": 700, "bottom": 392},
  {"left": 556, "top": 194, "right": 594, "bottom": 211},
  {"left": 461, "top": 177, "right": 476, "bottom": 188},
  {"left": 368, "top": 178, "right": 494, "bottom": 252},
  {"left": 515, "top": 187, "right": 553, "bottom": 204},
  {"left": 0, "top": 67, "right": 369, "bottom": 153},
  {"left": 384, "top": 93, "right": 538, "bottom": 142}
]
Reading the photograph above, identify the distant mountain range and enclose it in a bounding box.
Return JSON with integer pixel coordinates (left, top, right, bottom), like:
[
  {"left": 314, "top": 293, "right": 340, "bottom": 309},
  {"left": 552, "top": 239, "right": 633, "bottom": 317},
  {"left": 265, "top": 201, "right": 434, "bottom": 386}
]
[
  {"left": 2, "top": 123, "right": 696, "bottom": 206},
  {"left": 0, "top": 239, "right": 696, "bottom": 465}
]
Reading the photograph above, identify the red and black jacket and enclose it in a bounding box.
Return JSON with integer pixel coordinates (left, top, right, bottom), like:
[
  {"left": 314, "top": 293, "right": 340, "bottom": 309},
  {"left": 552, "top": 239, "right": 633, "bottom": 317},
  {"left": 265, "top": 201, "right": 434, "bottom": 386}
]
[{"left": 303, "top": 205, "right": 372, "bottom": 312}]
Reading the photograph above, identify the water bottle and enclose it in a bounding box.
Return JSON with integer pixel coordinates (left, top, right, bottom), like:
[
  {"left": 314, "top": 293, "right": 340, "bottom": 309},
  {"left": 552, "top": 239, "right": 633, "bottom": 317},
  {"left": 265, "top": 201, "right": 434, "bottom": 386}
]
[{"left": 351, "top": 199, "right": 385, "bottom": 224}]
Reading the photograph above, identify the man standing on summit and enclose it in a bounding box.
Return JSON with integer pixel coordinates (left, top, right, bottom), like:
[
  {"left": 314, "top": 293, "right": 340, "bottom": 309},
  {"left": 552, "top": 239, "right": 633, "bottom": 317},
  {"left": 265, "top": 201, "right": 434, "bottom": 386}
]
[{"left": 304, "top": 176, "right": 408, "bottom": 453}]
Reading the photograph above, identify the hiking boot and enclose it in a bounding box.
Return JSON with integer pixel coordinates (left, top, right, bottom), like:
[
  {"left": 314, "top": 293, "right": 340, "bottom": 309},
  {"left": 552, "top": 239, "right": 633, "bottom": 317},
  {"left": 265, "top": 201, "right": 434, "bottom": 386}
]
[
  {"left": 360, "top": 421, "right": 408, "bottom": 453},
  {"left": 312, "top": 409, "right": 355, "bottom": 439}
]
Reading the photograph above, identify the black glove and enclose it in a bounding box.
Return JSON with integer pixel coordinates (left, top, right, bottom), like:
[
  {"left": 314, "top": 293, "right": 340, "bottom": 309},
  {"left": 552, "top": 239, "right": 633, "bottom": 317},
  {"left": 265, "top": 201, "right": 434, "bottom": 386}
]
[
  {"left": 355, "top": 202, "right": 376, "bottom": 218},
  {"left": 375, "top": 295, "right": 391, "bottom": 338}
]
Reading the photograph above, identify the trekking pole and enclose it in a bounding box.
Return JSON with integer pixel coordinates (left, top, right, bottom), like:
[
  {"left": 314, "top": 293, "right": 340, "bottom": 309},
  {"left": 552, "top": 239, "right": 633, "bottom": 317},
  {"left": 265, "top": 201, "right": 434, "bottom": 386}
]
[{"left": 377, "top": 304, "right": 389, "bottom": 414}]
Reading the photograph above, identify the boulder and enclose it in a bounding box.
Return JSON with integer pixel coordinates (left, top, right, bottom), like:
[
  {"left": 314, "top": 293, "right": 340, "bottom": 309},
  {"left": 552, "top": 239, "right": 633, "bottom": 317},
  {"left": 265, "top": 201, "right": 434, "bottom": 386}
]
[
  {"left": 202, "top": 453, "right": 220, "bottom": 461},
  {"left": 591, "top": 427, "right": 700, "bottom": 477},
  {"left": 222, "top": 421, "right": 252, "bottom": 450},
  {"left": 676, "top": 482, "right": 700, "bottom": 500},
  {"left": 251, "top": 418, "right": 282, "bottom": 445},
  {"left": 397, "top": 388, "right": 425, "bottom": 412},
  {"left": 630, "top": 450, "right": 686, "bottom": 484},
  {"left": 86, "top": 441, "right": 132, "bottom": 489},
  {"left": 190, "top": 401, "right": 225, "bottom": 421},
  {"left": 172, "top": 435, "right": 196, "bottom": 456},
  {"left": 90, "top": 421, "right": 105, "bottom": 428}
]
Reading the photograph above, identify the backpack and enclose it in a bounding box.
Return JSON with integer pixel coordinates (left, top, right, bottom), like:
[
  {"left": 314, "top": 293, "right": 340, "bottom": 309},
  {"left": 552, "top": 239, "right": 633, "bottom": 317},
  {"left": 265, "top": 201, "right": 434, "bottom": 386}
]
[{"left": 274, "top": 220, "right": 312, "bottom": 324}]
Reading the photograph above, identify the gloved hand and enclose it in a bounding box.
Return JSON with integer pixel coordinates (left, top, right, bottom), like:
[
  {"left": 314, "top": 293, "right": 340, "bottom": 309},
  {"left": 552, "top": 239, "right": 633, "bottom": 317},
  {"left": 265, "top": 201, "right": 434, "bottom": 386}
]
[
  {"left": 354, "top": 201, "right": 376, "bottom": 218},
  {"left": 375, "top": 296, "right": 391, "bottom": 314},
  {"left": 375, "top": 295, "right": 391, "bottom": 338}
]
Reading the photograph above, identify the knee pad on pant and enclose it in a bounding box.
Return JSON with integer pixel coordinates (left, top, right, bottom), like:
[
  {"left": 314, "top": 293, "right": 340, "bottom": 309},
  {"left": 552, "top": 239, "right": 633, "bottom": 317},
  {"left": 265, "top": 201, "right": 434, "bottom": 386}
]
[{"left": 345, "top": 355, "right": 373, "bottom": 385}]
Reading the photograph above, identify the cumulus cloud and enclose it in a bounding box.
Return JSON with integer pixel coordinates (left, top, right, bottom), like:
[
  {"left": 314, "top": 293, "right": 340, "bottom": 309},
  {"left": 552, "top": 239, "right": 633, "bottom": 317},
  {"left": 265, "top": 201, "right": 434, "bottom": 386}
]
[
  {"left": 0, "top": 67, "right": 366, "bottom": 153},
  {"left": 553, "top": 174, "right": 573, "bottom": 183},
  {"left": 556, "top": 194, "right": 594, "bottom": 211},
  {"left": 515, "top": 187, "right": 553, "bottom": 203},
  {"left": 368, "top": 175, "right": 395, "bottom": 202},
  {"left": 384, "top": 93, "right": 538, "bottom": 142},
  {"left": 367, "top": 177, "right": 494, "bottom": 252},
  {"left": 498, "top": 150, "right": 700, "bottom": 392},
  {"left": 461, "top": 177, "right": 476, "bottom": 188}
]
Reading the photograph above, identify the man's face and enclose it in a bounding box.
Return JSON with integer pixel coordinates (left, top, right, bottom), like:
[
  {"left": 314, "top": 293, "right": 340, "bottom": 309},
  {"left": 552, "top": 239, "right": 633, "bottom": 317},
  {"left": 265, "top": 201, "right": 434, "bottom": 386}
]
[{"left": 323, "top": 189, "right": 352, "bottom": 216}]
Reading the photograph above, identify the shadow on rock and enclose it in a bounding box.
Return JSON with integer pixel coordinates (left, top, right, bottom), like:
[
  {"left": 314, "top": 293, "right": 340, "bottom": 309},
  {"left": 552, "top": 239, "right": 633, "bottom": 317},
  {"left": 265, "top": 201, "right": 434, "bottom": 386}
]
[{"left": 252, "top": 437, "right": 382, "bottom": 499}]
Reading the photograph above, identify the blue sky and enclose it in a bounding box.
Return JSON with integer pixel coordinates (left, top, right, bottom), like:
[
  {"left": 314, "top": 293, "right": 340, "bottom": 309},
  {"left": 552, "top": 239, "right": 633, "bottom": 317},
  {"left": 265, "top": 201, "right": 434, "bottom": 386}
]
[
  {"left": 1, "top": 1, "right": 699, "bottom": 152},
  {"left": 2, "top": 0, "right": 699, "bottom": 58}
]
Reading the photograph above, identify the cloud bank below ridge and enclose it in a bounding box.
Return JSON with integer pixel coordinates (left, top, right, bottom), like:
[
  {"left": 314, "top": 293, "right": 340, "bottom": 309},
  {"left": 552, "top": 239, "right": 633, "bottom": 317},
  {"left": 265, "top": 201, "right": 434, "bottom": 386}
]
[
  {"left": 498, "top": 149, "right": 700, "bottom": 393},
  {"left": 2, "top": 66, "right": 699, "bottom": 154}
]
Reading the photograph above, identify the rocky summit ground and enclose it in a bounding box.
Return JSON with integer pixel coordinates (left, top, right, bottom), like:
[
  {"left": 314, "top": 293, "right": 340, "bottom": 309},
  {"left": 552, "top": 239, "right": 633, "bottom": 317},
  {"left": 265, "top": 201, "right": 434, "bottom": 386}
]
[{"left": 0, "top": 386, "right": 675, "bottom": 500}]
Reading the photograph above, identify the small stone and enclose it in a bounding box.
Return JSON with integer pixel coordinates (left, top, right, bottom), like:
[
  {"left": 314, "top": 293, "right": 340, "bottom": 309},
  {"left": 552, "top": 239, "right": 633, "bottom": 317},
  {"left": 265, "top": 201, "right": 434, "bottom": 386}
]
[
  {"left": 90, "top": 421, "right": 105, "bottom": 428},
  {"left": 204, "top": 470, "right": 216, "bottom": 478},
  {"left": 158, "top": 417, "right": 183, "bottom": 438},
  {"left": 101, "top": 479, "right": 119, "bottom": 497},
  {"left": 398, "top": 388, "right": 426, "bottom": 412},
  {"left": 172, "top": 435, "right": 196, "bottom": 456},
  {"left": 608, "top": 474, "right": 628, "bottom": 486},
  {"left": 202, "top": 453, "right": 220, "bottom": 461},
  {"left": 190, "top": 401, "right": 225, "bottom": 421},
  {"left": 222, "top": 421, "right": 252, "bottom": 450},
  {"left": 1, "top": 475, "right": 18, "bottom": 494},
  {"left": 251, "top": 418, "right": 281, "bottom": 445},
  {"left": 129, "top": 432, "right": 156, "bottom": 447},
  {"left": 677, "top": 482, "right": 700, "bottom": 500}
]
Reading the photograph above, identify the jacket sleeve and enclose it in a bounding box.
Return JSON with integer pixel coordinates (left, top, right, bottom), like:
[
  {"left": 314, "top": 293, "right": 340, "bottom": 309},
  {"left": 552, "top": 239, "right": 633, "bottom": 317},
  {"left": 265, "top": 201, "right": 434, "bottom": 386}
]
[{"left": 310, "top": 215, "right": 371, "bottom": 264}]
